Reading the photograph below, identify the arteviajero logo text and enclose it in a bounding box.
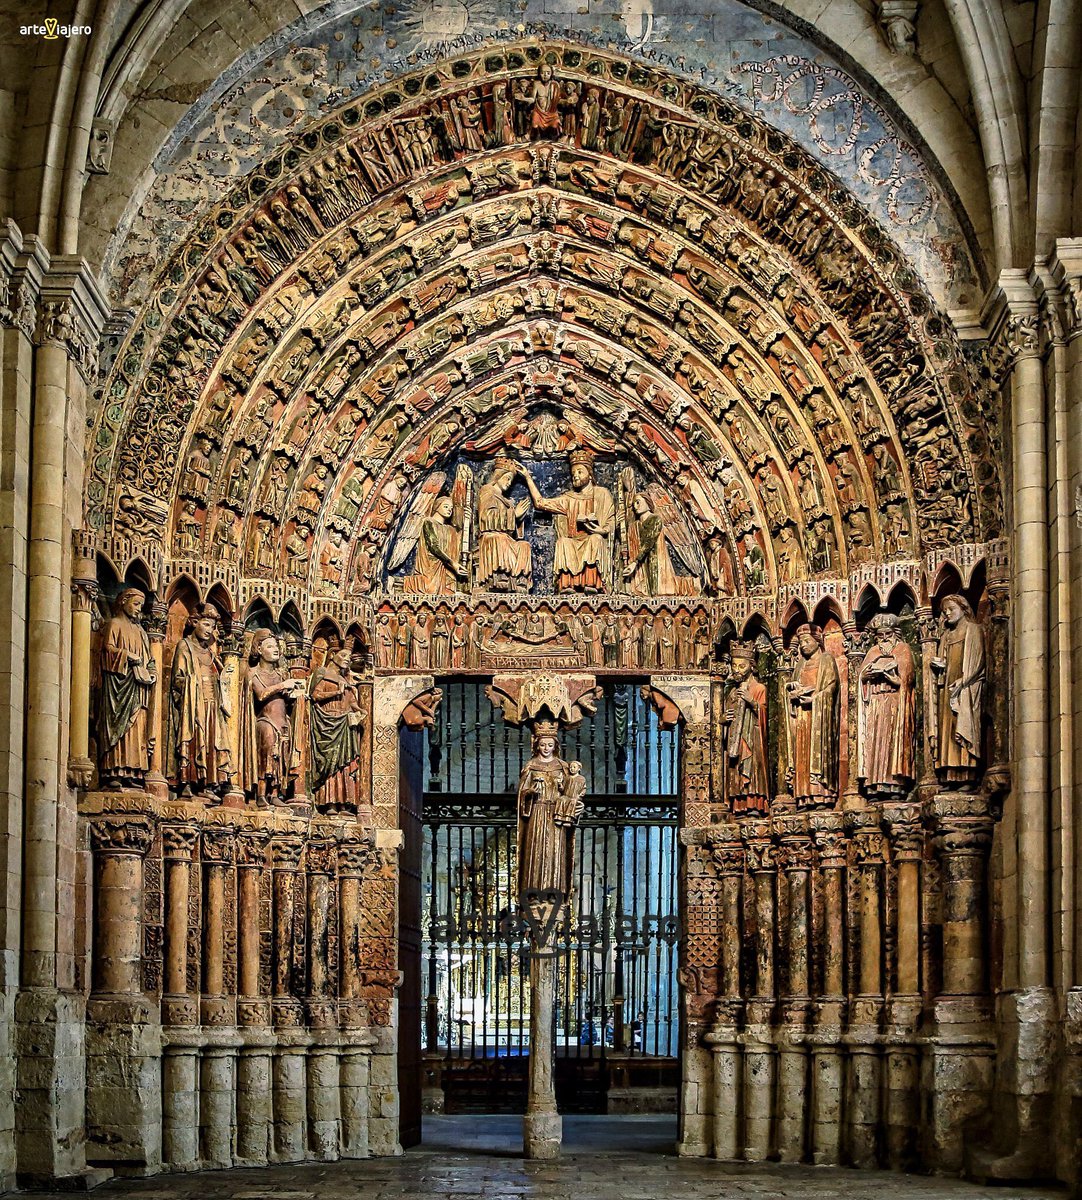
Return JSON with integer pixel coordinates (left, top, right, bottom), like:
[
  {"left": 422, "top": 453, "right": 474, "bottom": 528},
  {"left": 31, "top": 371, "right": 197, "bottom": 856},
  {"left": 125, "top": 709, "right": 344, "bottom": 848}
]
[{"left": 21, "top": 19, "right": 92, "bottom": 37}]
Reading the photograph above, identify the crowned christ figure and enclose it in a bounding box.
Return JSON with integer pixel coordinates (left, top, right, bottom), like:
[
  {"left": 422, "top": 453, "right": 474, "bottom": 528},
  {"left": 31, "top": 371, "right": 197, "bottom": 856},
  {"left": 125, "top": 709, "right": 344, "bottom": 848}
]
[{"left": 518, "top": 450, "right": 615, "bottom": 593}]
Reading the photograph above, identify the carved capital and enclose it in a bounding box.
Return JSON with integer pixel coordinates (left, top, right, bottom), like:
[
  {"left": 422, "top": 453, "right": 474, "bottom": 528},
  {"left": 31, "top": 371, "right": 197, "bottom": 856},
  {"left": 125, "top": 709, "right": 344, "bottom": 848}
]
[
  {"left": 201, "top": 827, "right": 236, "bottom": 865},
  {"left": 338, "top": 836, "right": 377, "bottom": 877},
  {"left": 161, "top": 824, "right": 199, "bottom": 859},
  {"left": 0, "top": 226, "right": 45, "bottom": 340},
  {"left": 36, "top": 258, "right": 109, "bottom": 383},
  {"left": 71, "top": 577, "right": 99, "bottom": 615},
  {"left": 90, "top": 815, "right": 155, "bottom": 857},
  {"left": 984, "top": 270, "right": 1041, "bottom": 378},
  {"left": 235, "top": 830, "right": 268, "bottom": 867},
  {"left": 876, "top": 0, "right": 919, "bottom": 55},
  {"left": 271, "top": 834, "right": 305, "bottom": 870},
  {"left": 809, "top": 813, "right": 847, "bottom": 868},
  {"left": 882, "top": 804, "right": 924, "bottom": 861},
  {"left": 707, "top": 824, "right": 745, "bottom": 876},
  {"left": 306, "top": 839, "right": 337, "bottom": 875},
  {"left": 741, "top": 820, "right": 775, "bottom": 872}
]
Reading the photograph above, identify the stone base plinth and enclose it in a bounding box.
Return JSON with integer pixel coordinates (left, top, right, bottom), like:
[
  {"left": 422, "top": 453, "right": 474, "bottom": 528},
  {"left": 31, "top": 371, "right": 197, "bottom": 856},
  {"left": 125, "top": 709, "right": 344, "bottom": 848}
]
[{"left": 523, "top": 1111, "right": 561, "bottom": 1158}]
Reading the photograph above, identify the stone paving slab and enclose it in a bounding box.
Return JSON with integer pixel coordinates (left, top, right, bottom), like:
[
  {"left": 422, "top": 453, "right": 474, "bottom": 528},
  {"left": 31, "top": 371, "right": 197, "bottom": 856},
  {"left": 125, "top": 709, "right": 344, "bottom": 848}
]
[{"left": 31, "top": 1117, "right": 1065, "bottom": 1200}]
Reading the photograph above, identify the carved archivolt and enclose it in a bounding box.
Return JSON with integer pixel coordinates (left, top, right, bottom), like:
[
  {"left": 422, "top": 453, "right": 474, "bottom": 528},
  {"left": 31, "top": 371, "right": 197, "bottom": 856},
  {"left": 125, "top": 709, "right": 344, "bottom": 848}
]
[{"left": 84, "top": 40, "right": 1000, "bottom": 625}]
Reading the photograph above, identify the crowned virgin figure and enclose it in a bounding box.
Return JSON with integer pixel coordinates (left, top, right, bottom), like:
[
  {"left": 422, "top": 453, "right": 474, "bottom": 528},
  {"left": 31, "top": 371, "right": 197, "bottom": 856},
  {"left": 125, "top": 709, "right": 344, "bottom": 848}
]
[{"left": 516, "top": 723, "right": 584, "bottom": 901}]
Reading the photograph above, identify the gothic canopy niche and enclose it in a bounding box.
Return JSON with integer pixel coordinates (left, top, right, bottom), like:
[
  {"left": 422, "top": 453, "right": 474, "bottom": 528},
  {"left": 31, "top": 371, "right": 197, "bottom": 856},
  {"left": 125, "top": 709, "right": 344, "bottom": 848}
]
[{"left": 85, "top": 40, "right": 1002, "bottom": 632}]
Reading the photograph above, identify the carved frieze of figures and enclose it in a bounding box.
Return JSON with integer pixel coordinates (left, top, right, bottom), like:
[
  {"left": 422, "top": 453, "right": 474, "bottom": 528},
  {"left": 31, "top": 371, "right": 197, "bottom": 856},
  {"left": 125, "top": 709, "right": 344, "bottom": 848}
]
[
  {"left": 857, "top": 613, "right": 916, "bottom": 797},
  {"left": 308, "top": 643, "right": 364, "bottom": 814},
  {"left": 168, "top": 603, "right": 233, "bottom": 799},
  {"left": 98, "top": 588, "right": 156, "bottom": 789},
  {"left": 785, "top": 623, "right": 840, "bottom": 807},
  {"left": 930, "top": 594, "right": 985, "bottom": 781},
  {"left": 240, "top": 629, "right": 304, "bottom": 808}
]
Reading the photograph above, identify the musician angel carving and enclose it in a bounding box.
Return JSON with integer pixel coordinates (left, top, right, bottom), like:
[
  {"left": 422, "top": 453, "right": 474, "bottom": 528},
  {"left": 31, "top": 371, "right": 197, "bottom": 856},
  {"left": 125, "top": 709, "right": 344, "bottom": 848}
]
[
  {"left": 617, "top": 467, "right": 705, "bottom": 596},
  {"left": 390, "top": 466, "right": 474, "bottom": 594}
]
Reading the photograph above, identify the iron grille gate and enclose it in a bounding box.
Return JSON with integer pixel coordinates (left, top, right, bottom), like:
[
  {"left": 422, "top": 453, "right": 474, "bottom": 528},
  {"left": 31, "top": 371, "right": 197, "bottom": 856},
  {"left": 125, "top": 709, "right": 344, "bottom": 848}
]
[{"left": 421, "top": 682, "right": 680, "bottom": 1114}]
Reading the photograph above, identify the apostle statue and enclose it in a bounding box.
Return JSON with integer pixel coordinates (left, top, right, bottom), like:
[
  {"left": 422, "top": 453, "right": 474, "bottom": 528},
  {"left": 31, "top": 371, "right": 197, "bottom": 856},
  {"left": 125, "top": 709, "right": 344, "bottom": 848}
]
[
  {"left": 857, "top": 613, "right": 916, "bottom": 796},
  {"left": 240, "top": 629, "right": 304, "bottom": 807},
  {"left": 930, "top": 594, "right": 985, "bottom": 780},
  {"left": 168, "top": 602, "right": 233, "bottom": 798},
  {"left": 723, "top": 644, "right": 769, "bottom": 813},
  {"left": 476, "top": 456, "right": 532, "bottom": 591},
  {"left": 98, "top": 587, "right": 156, "bottom": 788},
  {"left": 516, "top": 723, "right": 583, "bottom": 902},
  {"left": 519, "top": 450, "right": 615, "bottom": 593},
  {"left": 785, "top": 623, "right": 840, "bottom": 807},
  {"left": 401, "top": 496, "right": 465, "bottom": 595},
  {"left": 309, "top": 643, "right": 365, "bottom": 814}
]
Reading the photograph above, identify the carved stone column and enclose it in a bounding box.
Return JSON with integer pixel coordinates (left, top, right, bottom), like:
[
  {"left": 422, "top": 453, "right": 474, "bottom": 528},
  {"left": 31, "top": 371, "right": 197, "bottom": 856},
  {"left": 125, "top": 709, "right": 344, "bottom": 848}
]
[
  {"left": 883, "top": 804, "right": 923, "bottom": 1170},
  {"left": 18, "top": 255, "right": 107, "bottom": 1188},
  {"left": 85, "top": 814, "right": 162, "bottom": 1171},
  {"left": 706, "top": 826, "right": 744, "bottom": 1161},
  {"left": 160, "top": 824, "right": 200, "bottom": 1170},
  {"left": 305, "top": 838, "right": 340, "bottom": 1162},
  {"left": 89, "top": 816, "right": 155, "bottom": 998},
  {"left": 741, "top": 820, "right": 775, "bottom": 1162},
  {"left": 339, "top": 834, "right": 377, "bottom": 1162},
  {"left": 338, "top": 836, "right": 375, "bottom": 1002},
  {"left": 235, "top": 831, "right": 271, "bottom": 1168},
  {"left": 66, "top": 553, "right": 96, "bottom": 788},
  {"left": 808, "top": 813, "right": 846, "bottom": 1166},
  {"left": 270, "top": 834, "right": 307, "bottom": 1163},
  {"left": 933, "top": 798, "right": 993, "bottom": 998},
  {"left": 988, "top": 274, "right": 1049, "bottom": 995},
  {"left": 199, "top": 828, "right": 237, "bottom": 1168},
  {"left": 847, "top": 814, "right": 885, "bottom": 1168},
  {"left": 776, "top": 815, "right": 813, "bottom": 1163},
  {"left": 200, "top": 828, "right": 235, "bottom": 1021},
  {"left": 162, "top": 825, "right": 198, "bottom": 1018},
  {"left": 926, "top": 792, "right": 995, "bottom": 1173}
]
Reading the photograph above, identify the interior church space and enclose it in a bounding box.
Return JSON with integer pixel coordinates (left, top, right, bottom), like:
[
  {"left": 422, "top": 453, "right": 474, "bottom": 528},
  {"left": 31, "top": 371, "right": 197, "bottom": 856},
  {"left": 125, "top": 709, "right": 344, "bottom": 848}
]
[{"left": 0, "top": 0, "right": 1081, "bottom": 1194}]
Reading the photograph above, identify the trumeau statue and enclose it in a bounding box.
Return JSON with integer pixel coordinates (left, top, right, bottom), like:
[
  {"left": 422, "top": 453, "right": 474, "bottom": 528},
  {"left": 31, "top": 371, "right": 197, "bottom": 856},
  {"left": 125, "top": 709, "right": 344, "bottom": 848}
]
[
  {"left": 518, "top": 449, "right": 616, "bottom": 593},
  {"left": 168, "top": 603, "right": 233, "bottom": 798},
  {"left": 308, "top": 644, "right": 365, "bottom": 814},
  {"left": 857, "top": 613, "right": 916, "bottom": 796},
  {"left": 930, "top": 594, "right": 985, "bottom": 781},
  {"left": 516, "top": 722, "right": 583, "bottom": 899},
  {"left": 723, "top": 643, "right": 769, "bottom": 813},
  {"left": 240, "top": 629, "right": 305, "bottom": 807},
  {"left": 786, "top": 623, "right": 840, "bottom": 807},
  {"left": 98, "top": 587, "right": 156, "bottom": 789}
]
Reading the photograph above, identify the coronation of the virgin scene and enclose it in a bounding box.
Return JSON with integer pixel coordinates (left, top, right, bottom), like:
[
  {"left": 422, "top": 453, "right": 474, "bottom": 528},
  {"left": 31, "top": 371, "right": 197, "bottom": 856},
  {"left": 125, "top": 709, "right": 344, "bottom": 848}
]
[{"left": 0, "top": 0, "right": 1079, "bottom": 1194}]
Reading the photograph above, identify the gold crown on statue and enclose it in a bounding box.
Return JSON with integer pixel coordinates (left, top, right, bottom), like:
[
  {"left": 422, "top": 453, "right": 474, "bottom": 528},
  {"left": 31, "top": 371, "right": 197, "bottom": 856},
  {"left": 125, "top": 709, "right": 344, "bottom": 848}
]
[
  {"left": 532, "top": 719, "right": 560, "bottom": 738},
  {"left": 493, "top": 453, "right": 516, "bottom": 472},
  {"left": 568, "top": 448, "right": 594, "bottom": 470}
]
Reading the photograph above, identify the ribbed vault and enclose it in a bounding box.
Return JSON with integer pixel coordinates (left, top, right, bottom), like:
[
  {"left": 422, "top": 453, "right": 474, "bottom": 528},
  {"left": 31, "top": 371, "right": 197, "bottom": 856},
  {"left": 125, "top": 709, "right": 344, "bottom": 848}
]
[{"left": 85, "top": 41, "right": 1001, "bottom": 612}]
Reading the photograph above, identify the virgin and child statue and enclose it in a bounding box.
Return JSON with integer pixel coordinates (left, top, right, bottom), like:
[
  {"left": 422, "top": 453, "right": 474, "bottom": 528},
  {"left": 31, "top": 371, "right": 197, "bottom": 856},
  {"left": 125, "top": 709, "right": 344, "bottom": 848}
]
[{"left": 516, "top": 725, "right": 586, "bottom": 902}]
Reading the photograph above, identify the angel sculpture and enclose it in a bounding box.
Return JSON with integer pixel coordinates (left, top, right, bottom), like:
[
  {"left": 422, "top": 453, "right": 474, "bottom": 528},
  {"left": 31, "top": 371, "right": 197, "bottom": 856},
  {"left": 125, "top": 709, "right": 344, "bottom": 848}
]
[
  {"left": 618, "top": 467, "right": 706, "bottom": 596},
  {"left": 390, "top": 466, "right": 474, "bottom": 595}
]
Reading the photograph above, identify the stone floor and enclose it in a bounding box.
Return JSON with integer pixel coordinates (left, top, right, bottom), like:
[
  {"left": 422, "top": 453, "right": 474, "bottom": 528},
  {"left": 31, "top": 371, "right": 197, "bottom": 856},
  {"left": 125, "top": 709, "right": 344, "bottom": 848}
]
[{"left": 40, "top": 1117, "right": 1066, "bottom": 1199}]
